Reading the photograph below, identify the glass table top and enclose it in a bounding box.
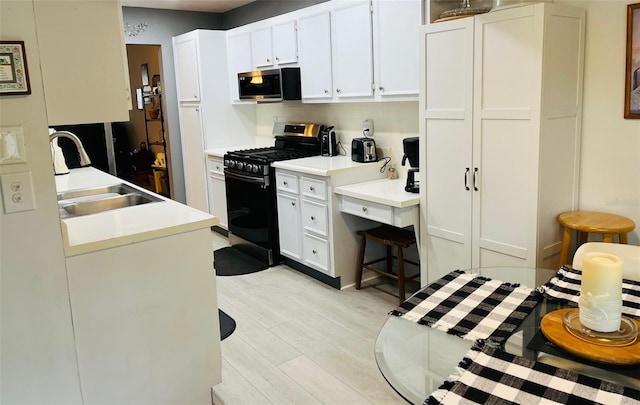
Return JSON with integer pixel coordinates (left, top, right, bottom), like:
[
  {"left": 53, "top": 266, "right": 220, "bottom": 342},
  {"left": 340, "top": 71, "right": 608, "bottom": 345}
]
[{"left": 374, "top": 267, "right": 640, "bottom": 404}]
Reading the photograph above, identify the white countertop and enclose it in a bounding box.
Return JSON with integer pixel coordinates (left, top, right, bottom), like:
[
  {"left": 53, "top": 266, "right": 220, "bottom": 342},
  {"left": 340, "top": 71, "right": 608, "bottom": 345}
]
[
  {"left": 55, "top": 167, "right": 217, "bottom": 257},
  {"left": 272, "top": 155, "right": 384, "bottom": 176},
  {"left": 333, "top": 178, "right": 419, "bottom": 208}
]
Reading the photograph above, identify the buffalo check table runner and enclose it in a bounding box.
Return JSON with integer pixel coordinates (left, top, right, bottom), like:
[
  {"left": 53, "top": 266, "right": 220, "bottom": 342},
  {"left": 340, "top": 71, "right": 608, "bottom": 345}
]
[
  {"left": 390, "top": 270, "right": 542, "bottom": 344},
  {"left": 427, "top": 342, "right": 640, "bottom": 405},
  {"left": 539, "top": 266, "right": 640, "bottom": 319}
]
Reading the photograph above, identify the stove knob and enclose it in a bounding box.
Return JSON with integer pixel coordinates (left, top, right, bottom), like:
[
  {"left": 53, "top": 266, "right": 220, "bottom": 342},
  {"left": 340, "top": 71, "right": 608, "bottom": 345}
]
[
  {"left": 237, "top": 162, "right": 245, "bottom": 170},
  {"left": 252, "top": 165, "right": 260, "bottom": 174}
]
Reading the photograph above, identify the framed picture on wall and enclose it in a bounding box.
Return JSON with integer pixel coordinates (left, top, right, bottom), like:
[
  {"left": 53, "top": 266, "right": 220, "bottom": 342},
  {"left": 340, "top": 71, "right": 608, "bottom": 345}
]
[
  {"left": 625, "top": 3, "right": 640, "bottom": 119},
  {"left": 0, "top": 41, "right": 31, "bottom": 96}
]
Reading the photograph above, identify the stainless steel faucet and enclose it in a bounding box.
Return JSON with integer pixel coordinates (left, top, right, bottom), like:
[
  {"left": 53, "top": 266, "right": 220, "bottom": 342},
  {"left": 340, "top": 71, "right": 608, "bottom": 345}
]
[{"left": 49, "top": 130, "right": 92, "bottom": 167}]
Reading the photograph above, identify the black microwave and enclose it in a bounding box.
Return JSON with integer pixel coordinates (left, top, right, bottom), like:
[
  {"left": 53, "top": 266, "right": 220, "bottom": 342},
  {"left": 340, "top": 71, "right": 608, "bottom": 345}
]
[{"left": 237, "top": 67, "right": 301, "bottom": 102}]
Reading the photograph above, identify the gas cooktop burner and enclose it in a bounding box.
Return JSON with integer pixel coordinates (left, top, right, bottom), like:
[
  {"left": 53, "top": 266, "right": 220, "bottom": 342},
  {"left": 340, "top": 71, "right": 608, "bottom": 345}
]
[{"left": 227, "top": 147, "right": 317, "bottom": 163}]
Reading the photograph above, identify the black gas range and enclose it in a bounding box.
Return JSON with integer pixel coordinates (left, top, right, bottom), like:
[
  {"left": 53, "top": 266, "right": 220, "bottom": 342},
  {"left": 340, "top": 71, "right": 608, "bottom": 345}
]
[{"left": 224, "top": 123, "right": 323, "bottom": 265}]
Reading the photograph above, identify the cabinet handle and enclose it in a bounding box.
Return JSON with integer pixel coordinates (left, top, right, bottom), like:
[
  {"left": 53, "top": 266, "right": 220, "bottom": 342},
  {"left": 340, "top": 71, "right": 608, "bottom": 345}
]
[
  {"left": 473, "top": 168, "right": 479, "bottom": 191},
  {"left": 312, "top": 249, "right": 317, "bottom": 254},
  {"left": 216, "top": 166, "right": 220, "bottom": 171},
  {"left": 275, "top": 56, "right": 279, "bottom": 61},
  {"left": 311, "top": 216, "right": 315, "bottom": 220},
  {"left": 324, "top": 89, "right": 329, "bottom": 94},
  {"left": 309, "top": 186, "right": 315, "bottom": 191},
  {"left": 291, "top": 201, "right": 296, "bottom": 206},
  {"left": 283, "top": 181, "right": 288, "bottom": 186},
  {"left": 362, "top": 206, "right": 367, "bottom": 212},
  {"left": 465, "top": 168, "right": 470, "bottom": 191},
  {"left": 336, "top": 89, "right": 341, "bottom": 93},
  {"left": 378, "top": 86, "right": 384, "bottom": 92},
  {"left": 266, "top": 58, "right": 271, "bottom": 63}
]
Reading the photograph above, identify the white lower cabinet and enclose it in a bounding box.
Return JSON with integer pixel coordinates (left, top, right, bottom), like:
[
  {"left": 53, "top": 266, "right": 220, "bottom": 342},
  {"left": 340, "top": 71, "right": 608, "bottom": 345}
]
[
  {"left": 206, "top": 155, "right": 228, "bottom": 229},
  {"left": 65, "top": 228, "right": 221, "bottom": 404},
  {"left": 275, "top": 163, "right": 385, "bottom": 288},
  {"left": 276, "top": 172, "right": 331, "bottom": 274}
]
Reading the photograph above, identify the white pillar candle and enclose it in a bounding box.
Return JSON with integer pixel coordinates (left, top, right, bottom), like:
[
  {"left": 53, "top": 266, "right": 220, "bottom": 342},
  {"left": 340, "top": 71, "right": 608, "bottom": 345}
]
[{"left": 579, "top": 252, "right": 624, "bottom": 332}]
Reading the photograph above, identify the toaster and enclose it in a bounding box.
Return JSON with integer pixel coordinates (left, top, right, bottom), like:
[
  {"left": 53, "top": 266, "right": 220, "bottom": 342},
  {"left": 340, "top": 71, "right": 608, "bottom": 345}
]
[{"left": 351, "top": 138, "right": 377, "bottom": 163}]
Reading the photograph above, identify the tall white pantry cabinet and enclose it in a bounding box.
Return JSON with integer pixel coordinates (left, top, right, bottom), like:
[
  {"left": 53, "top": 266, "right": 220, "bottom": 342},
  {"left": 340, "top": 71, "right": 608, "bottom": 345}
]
[
  {"left": 173, "top": 30, "right": 256, "bottom": 213},
  {"left": 420, "top": 3, "right": 585, "bottom": 284}
]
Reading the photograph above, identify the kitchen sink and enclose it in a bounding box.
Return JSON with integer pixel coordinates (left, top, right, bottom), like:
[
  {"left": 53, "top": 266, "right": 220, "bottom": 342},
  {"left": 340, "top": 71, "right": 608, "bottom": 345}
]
[{"left": 58, "top": 183, "right": 163, "bottom": 218}]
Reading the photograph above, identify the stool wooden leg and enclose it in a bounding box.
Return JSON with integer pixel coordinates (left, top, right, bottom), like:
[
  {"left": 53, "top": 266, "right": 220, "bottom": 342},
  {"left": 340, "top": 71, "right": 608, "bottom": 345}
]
[
  {"left": 397, "top": 247, "right": 406, "bottom": 304},
  {"left": 386, "top": 246, "right": 392, "bottom": 274},
  {"left": 620, "top": 233, "right": 629, "bottom": 244},
  {"left": 356, "top": 236, "right": 366, "bottom": 290},
  {"left": 578, "top": 231, "right": 588, "bottom": 246},
  {"left": 602, "top": 234, "right": 613, "bottom": 243},
  {"left": 559, "top": 227, "right": 572, "bottom": 268}
]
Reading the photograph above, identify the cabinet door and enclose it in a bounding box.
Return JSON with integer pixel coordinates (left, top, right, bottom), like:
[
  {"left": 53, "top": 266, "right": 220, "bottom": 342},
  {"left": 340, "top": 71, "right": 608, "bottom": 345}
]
[
  {"left": 179, "top": 105, "right": 208, "bottom": 212},
  {"left": 227, "top": 32, "right": 253, "bottom": 101},
  {"left": 423, "top": 19, "right": 474, "bottom": 282},
  {"left": 332, "top": 1, "right": 373, "bottom": 98},
  {"left": 251, "top": 27, "right": 273, "bottom": 68},
  {"left": 373, "top": 0, "right": 420, "bottom": 97},
  {"left": 276, "top": 193, "right": 302, "bottom": 260},
  {"left": 207, "top": 157, "right": 228, "bottom": 229},
  {"left": 173, "top": 35, "right": 200, "bottom": 102},
  {"left": 272, "top": 20, "right": 298, "bottom": 65},
  {"left": 34, "top": 1, "right": 131, "bottom": 125},
  {"left": 298, "top": 11, "right": 333, "bottom": 100},
  {"left": 471, "top": 7, "right": 542, "bottom": 268}
]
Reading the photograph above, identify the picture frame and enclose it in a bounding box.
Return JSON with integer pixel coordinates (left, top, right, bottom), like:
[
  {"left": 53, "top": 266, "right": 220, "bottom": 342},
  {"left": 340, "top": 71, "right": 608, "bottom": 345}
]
[
  {"left": 624, "top": 3, "right": 640, "bottom": 119},
  {"left": 0, "top": 41, "right": 31, "bottom": 96}
]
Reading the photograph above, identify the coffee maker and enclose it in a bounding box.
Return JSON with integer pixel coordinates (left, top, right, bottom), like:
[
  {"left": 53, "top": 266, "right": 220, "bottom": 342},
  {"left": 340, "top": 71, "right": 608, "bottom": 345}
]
[{"left": 401, "top": 137, "right": 419, "bottom": 193}]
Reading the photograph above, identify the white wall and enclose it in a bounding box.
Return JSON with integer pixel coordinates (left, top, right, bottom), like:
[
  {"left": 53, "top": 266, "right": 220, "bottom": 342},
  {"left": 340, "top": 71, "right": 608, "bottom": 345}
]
[
  {"left": 0, "top": 1, "right": 82, "bottom": 403},
  {"left": 557, "top": 0, "right": 640, "bottom": 244}
]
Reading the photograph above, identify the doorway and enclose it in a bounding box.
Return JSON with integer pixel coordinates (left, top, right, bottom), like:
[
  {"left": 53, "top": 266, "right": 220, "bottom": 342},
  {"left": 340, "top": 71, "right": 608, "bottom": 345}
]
[{"left": 122, "top": 44, "right": 173, "bottom": 199}]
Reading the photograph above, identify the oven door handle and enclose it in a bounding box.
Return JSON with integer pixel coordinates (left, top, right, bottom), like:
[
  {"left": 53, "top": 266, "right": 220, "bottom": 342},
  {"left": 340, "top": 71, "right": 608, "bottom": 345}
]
[{"left": 224, "top": 168, "right": 268, "bottom": 186}]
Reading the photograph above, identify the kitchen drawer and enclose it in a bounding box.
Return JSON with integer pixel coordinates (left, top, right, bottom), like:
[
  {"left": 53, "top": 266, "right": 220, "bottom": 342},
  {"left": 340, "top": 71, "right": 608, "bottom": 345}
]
[
  {"left": 207, "top": 157, "right": 224, "bottom": 176},
  {"left": 276, "top": 172, "right": 299, "bottom": 194},
  {"left": 301, "top": 177, "right": 327, "bottom": 201},
  {"left": 340, "top": 195, "right": 393, "bottom": 224},
  {"left": 301, "top": 199, "right": 328, "bottom": 237},
  {"left": 303, "top": 233, "right": 330, "bottom": 274}
]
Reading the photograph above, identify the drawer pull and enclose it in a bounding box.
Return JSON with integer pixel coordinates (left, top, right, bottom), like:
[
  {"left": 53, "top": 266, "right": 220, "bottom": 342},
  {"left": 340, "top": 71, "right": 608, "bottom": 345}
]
[
  {"left": 312, "top": 249, "right": 317, "bottom": 254},
  {"left": 362, "top": 206, "right": 367, "bottom": 212},
  {"left": 309, "top": 186, "right": 315, "bottom": 191},
  {"left": 283, "top": 181, "right": 288, "bottom": 186},
  {"left": 291, "top": 201, "right": 296, "bottom": 206},
  {"left": 311, "top": 216, "right": 315, "bottom": 220},
  {"left": 216, "top": 166, "right": 220, "bottom": 171}
]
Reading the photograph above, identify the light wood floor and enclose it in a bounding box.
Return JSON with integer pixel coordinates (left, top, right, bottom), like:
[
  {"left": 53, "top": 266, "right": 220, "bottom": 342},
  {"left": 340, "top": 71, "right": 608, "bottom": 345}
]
[{"left": 210, "top": 231, "right": 409, "bottom": 405}]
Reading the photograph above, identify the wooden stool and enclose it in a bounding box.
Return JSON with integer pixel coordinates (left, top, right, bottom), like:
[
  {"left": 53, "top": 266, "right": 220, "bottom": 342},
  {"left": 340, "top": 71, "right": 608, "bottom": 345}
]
[
  {"left": 557, "top": 211, "right": 636, "bottom": 267},
  {"left": 356, "top": 225, "right": 419, "bottom": 304}
]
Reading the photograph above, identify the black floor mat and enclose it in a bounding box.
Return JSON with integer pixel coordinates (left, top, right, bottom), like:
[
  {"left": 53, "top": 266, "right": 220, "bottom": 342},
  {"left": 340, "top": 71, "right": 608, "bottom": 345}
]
[
  {"left": 214, "top": 246, "right": 268, "bottom": 276},
  {"left": 219, "top": 309, "right": 236, "bottom": 341}
]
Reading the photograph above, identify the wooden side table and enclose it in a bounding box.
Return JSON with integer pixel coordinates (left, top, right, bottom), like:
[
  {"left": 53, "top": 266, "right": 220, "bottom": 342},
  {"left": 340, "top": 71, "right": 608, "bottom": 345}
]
[{"left": 557, "top": 211, "right": 636, "bottom": 267}]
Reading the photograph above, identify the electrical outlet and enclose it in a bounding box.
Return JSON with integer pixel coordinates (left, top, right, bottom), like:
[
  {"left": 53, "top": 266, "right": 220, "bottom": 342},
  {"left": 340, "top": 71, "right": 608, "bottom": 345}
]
[
  {"left": 1, "top": 171, "right": 36, "bottom": 214},
  {"left": 362, "top": 119, "right": 374, "bottom": 137}
]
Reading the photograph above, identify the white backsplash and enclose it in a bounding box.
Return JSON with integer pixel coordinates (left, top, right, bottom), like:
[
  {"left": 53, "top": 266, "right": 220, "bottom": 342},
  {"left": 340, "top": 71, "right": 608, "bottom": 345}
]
[{"left": 256, "top": 101, "right": 419, "bottom": 177}]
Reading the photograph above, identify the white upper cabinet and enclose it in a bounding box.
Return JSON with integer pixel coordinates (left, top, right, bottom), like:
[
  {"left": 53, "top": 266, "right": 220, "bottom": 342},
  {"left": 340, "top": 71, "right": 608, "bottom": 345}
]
[
  {"left": 298, "top": 11, "right": 333, "bottom": 100},
  {"left": 373, "top": 0, "right": 420, "bottom": 99},
  {"left": 226, "top": 32, "right": 252, "bottom": 101},
  {"left": 251, "top": 21, "right": 297, "bottom": 69},
  {"left": 251, "top": 27, "right": 273, "bottom": 68},
  {"left": 331, "top": 0, "right": 373, "bottom": 99},
  {"left": 174, "top": 36, "right": 201, "bottom": 102},
  {"left": 34, "top": 0, "right": 131, "bottom": 125},
  {"left": 272, "top": 20, "right": 298, "bottom": 65}
]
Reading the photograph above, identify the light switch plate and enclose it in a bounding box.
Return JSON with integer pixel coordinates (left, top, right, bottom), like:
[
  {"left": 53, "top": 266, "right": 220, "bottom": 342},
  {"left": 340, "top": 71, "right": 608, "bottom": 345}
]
[
  {"left": 0, "top": 126, "right": 27, "bottom": 165},
  {"left": 1, "top": 171, "right": 36, "bottom": 214}
]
